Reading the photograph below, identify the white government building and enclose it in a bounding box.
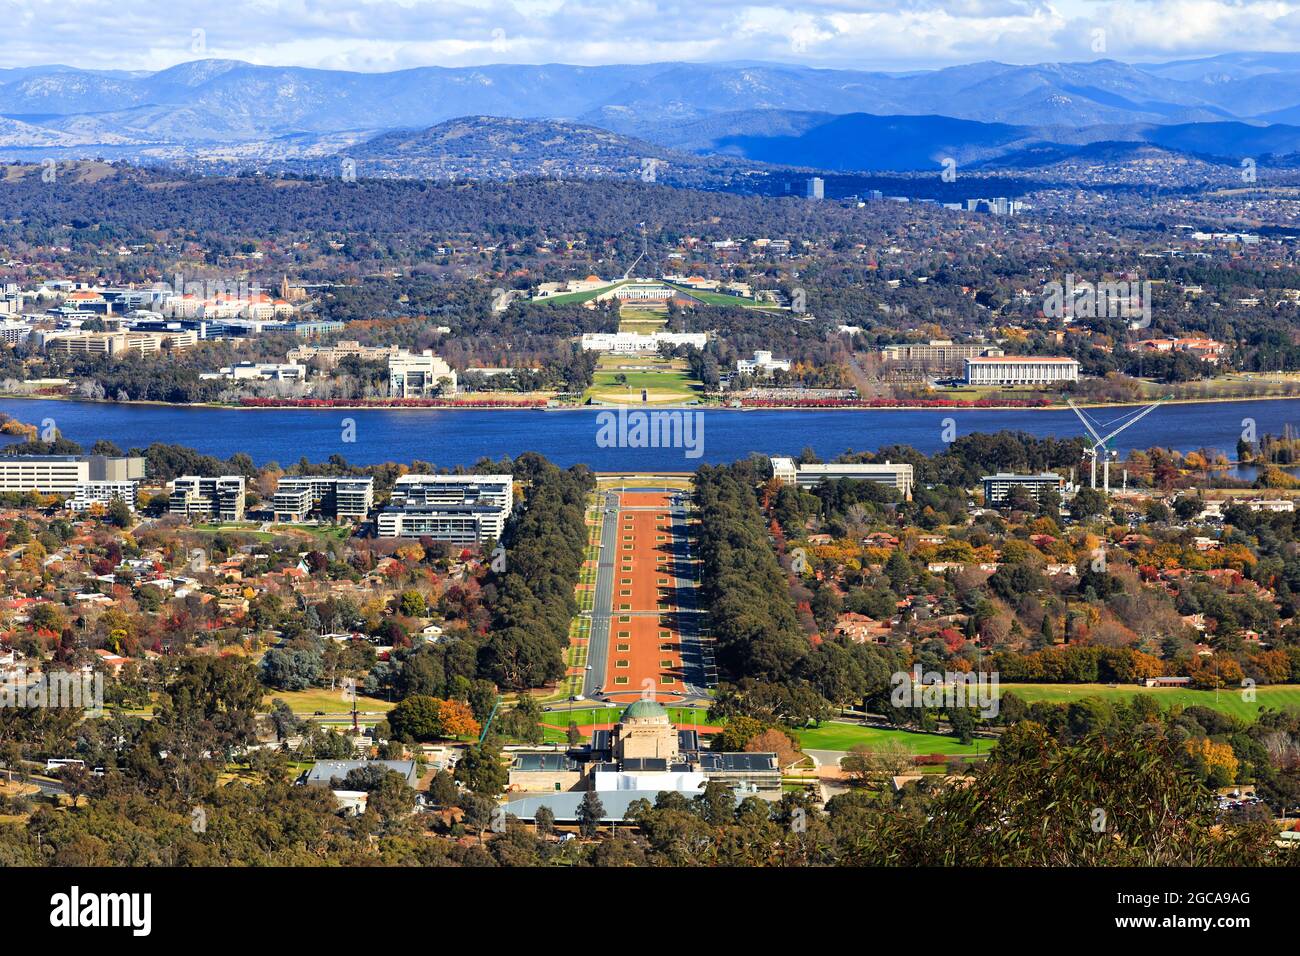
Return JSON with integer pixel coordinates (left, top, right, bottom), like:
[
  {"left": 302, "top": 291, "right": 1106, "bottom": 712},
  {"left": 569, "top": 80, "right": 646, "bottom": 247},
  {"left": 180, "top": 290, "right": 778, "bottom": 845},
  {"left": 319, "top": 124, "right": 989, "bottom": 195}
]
[
  {"left": 962, "top": 356, "right": 1080, "bottom": 386},
  {"left": 388, "top": 349, "right": 457, "bottom": 397},
  {"left": 771, "top": 456, "right": 915, "bottom": 499},
  {"left": 737, "top": 350, "right": 791, "bottom": 376},
  {"left": 579, "top": 332, "right": 707, "bottom": 354}
]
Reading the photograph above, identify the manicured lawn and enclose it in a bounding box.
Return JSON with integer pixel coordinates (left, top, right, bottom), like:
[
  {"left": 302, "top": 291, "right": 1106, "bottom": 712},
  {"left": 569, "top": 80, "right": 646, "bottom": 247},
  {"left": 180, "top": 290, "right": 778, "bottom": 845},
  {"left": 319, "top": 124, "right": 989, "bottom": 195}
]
[
  {"left": 593, "top": 369, "right": 691, "bottom": 390},
  {"left": 585, "top": 361, "right": 703, "bottom": 405},
  {"left": 540, "top": 704, "right": 709, "bottom": 728},
  {"left": 194, "top": 524, "right": 276, "bottom": 541},
  {"left": 998, "top": 682, "right": 1300, "bottom": 721},
  {"left": 590, "top": 368, "right": 698, "bottom": 393},
  {"left": 619, "top": 314, "right": 668, "bottom": 333},
  {"left": 295, "top": 525, "right": 352, "bottom": 541},
  {"left": 264, "top": 687, "right": 394, "bottom": 715},
  {"left": 534, "top": 282, "right": 623, "bottom": 305},
  {"left": 1137, "top": 371, "right": 1300, "bottom": 401},
  {"left": 794, "top": 722, "right": 986, "bottom": 755},
  {"left": 196, "top": 522, "right": 352, "bottom": 542},
  {"left": 660, "top": 281, "right": 783, "bottom": 311}
]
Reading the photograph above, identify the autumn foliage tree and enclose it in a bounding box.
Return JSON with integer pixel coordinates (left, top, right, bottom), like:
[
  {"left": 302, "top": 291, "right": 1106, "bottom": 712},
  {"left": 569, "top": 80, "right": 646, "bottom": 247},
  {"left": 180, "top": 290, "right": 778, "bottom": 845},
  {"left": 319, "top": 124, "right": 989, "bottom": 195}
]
[{"left": 387, "top": 695, "right": 481, "bottom": 742}]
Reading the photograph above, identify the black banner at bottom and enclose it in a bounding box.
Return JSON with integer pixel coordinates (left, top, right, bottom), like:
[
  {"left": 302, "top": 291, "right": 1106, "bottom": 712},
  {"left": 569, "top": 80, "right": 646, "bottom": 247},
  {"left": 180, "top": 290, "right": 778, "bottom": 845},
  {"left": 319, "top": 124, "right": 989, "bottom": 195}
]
[{"left": 0, "top": 865, "right": 1284, "bottom": 943}]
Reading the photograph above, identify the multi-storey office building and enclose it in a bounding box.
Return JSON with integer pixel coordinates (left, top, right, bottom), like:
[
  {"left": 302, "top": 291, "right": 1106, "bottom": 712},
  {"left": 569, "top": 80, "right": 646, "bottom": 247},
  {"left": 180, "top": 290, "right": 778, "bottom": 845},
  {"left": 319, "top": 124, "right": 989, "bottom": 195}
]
[
  {"left": 770, "top": 457, "right": 914, "bottom": 500},
  {"left": 0, "top": 455, "right": 144, "bottom": 496},
  {"left": 0, "top": 321, "right": 32, "bottom": 345},
  {"left": 981, "top": 472, "right": 1067, "bottom": 506},
  {"left": 880, "top": 339, "right": 1004, "bottom": 368},
  {"left": 45, "top": 330, "right": 197, "bottom": 356}
]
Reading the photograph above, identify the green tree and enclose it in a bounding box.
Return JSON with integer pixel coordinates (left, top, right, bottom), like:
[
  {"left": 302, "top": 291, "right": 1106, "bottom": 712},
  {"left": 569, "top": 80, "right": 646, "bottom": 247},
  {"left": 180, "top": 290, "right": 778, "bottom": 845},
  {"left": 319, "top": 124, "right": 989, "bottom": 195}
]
[
  {"left": 577, "top": 790, "right": 605, "bottom": 837},
  {"left": 106, "top": 497, "right": 133, "bottom": 528},
  {"left": 388, "top": 695, "right": 445, "bottom": 742},
  {"left": 427, "top": 769, "right": 459, "bottom": 807},
  {"left": 1070, "top": 486, "right": 1108, "bottom": 520},
  {"left": 398, "top": 590, "right": 427, "bottom": 617},
  {"left": 535, "top": 804, "right": 556, "bottom": 836},
  {"left": 455, "top": 742, "right": 508, "bottom": 796}
]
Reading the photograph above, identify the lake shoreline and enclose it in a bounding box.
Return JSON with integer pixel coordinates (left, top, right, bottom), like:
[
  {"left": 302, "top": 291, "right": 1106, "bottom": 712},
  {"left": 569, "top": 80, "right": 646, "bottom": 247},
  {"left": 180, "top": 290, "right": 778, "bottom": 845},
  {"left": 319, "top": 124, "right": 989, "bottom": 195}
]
[
  {"left": 3, "top": 394, "right": 1296, "bottom": 469},
  {"left": 4, "top": 391, "right": 1300, "bottom": 413}
]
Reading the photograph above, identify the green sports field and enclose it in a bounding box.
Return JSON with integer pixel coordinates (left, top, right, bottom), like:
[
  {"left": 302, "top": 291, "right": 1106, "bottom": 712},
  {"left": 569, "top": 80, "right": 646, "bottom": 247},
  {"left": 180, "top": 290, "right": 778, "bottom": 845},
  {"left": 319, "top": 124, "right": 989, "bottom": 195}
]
[
  {"left": 265, "top": 687, "right": 394, "bottom": 716},
  {"left": 997, "top": 682, "right": 1300, "bottom": 721},
  {"left": 794, "top": 722, "right": 986, "bottom": 755}
]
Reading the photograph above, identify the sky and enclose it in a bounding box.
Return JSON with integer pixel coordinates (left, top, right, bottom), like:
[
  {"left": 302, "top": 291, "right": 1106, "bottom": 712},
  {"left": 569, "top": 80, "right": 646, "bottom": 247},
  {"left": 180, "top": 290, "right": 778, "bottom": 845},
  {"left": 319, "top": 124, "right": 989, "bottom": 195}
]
[{"left": 3, "top": 0, "right": 1300, "bottom": 73}]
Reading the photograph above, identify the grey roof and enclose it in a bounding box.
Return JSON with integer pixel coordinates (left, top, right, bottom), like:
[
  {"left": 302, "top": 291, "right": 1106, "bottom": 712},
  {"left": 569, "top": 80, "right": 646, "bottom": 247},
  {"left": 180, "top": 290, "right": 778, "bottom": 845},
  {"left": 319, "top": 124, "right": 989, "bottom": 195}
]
[
  {"left": 302, "top": 759, "right": 418, "bottom": 788},
  {"left": 511, "top": 752, "right": 579, "bottom": 772},
  {"left": 620, "top": 757, "right": 669, "bottom": 772},
  {"left": 500, "top": 788, "right": 732, "bottom": 823},
  {"left": 697, "top": 752, "right": 779, "bottom": 772}
]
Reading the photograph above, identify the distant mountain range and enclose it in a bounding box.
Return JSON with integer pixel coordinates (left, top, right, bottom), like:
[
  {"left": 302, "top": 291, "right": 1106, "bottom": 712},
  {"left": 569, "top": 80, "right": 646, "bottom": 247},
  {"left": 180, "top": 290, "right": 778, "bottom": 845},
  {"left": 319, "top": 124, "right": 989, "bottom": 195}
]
[
  {"left": 5, "top": 54, "right": 1300, "bottom": 173},
  {"left": 674, "top": 112, "right": 1300, "bottom": 171}
]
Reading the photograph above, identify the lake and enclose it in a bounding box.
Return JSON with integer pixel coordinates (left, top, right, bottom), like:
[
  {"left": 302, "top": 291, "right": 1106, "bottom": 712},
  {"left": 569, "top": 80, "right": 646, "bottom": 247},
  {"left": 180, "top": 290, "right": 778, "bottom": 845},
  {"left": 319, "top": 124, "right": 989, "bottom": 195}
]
[{"left": 1, "top": 397, "right": 1297, "bottom": 471}]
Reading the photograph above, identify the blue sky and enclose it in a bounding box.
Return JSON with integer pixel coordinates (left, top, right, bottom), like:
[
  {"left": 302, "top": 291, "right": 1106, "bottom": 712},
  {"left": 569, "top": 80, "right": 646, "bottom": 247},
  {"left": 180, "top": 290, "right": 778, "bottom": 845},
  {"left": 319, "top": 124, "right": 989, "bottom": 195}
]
[{"left": 3, "top": 0, "right": 1297, "bottom": 72}]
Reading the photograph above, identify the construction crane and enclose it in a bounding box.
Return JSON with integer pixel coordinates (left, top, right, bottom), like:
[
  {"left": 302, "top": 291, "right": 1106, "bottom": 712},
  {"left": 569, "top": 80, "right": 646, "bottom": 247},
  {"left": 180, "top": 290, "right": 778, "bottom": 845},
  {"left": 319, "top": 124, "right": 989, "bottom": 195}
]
[{"left": 1067, "top": 398, "right": 1166, "bottom": 493}]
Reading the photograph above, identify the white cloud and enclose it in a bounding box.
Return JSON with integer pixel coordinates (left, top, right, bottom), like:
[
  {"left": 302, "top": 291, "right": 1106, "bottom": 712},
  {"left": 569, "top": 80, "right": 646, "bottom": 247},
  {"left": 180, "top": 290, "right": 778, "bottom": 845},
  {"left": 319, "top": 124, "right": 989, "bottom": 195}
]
[{"left": 2, "top": 0, "right": 1299, "bottom": 72}]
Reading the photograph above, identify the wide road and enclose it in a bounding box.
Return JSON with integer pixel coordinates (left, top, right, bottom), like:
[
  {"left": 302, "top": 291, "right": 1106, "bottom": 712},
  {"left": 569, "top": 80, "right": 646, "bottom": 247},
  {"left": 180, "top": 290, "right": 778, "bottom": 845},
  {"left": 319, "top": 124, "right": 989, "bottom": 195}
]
[
  {"left": 582, "top": 491, "right": 621, "bottom": 699},
  {"left": 584, "top": 483, "right": 712, "bottom": 705},
  {"left": 669, "top": 495, "right": 714, "bottom": 696}
]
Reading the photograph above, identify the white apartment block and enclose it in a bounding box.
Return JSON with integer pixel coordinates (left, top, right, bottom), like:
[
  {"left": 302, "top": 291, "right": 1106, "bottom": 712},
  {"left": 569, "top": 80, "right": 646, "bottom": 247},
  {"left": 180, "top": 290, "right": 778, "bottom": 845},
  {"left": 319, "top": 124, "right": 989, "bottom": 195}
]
[
  {"left": 169, "top": 476, "right": 246, "bottom": 522},
  {"left": 377, "top": 474, "right": 513, "bottom": 542},
  {"left": 0, "top": 321, "right": 32, "bottom": 345},
  {"left": 963, "top": 356, "right": 1080, "bottom": 386},
  {"left": 333, "top": 479, "right": 375, "bottom": 519},
  {"left": 270, "top": 485, "right": 312, "bottom": 523},
  {"left": 388, "top": 350, "right": 457, "bottom": 397},
  {"left": 770, "top": 457, "right": 914, "bottom": 499},
  {"left": 271, "top": 476, "right": 375, "bottom": 521},
  {"left": 68, "top": 481, "right": 139, "bottom": 512}
]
